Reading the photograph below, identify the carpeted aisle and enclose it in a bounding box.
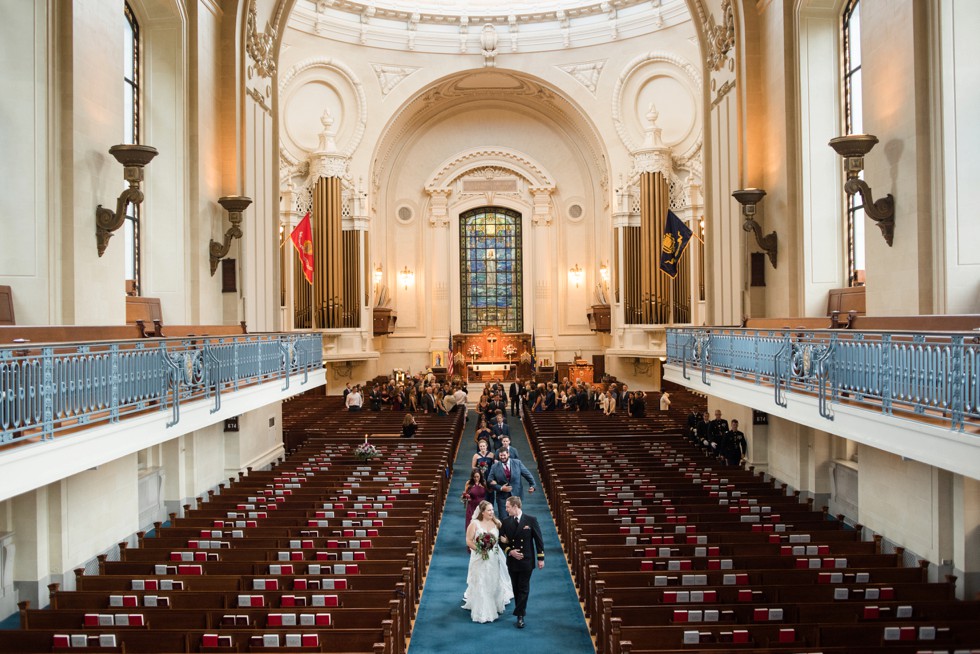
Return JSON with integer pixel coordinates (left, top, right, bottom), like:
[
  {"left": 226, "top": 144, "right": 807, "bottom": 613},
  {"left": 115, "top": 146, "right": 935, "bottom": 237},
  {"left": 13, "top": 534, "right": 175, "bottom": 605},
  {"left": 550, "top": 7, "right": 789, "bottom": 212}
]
[{"left": 408, "top": 406, "right": 595, "bottom": 653}]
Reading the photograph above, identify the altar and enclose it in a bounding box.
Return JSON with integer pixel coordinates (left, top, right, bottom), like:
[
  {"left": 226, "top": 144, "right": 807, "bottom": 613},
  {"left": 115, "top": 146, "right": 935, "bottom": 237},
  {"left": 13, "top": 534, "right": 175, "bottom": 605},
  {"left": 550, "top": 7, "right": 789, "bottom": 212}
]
[
  {"left": 451, "top": 327, "right": 533, "bottom": 383},
  {"left": 467, "top": 362, "right": 516, "bottom": 382}
]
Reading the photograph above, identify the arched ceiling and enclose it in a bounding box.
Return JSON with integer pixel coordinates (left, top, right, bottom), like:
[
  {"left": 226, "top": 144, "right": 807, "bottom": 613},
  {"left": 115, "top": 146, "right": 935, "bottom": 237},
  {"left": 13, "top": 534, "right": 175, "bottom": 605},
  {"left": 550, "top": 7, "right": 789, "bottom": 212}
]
[
  {"left": 370, "top": 69, "right": 609, "bottom": 195},
  {"left": 287, "top": 0, "right": 693, "bottom": 53}
]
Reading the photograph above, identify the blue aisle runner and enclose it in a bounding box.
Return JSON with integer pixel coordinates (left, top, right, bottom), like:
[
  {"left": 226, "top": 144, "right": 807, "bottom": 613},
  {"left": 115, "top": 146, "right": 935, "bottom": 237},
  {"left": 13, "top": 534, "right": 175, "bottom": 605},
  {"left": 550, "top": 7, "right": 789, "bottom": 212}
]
[{"left": 408, "top": 409, "right": 594, "bottom": 653}]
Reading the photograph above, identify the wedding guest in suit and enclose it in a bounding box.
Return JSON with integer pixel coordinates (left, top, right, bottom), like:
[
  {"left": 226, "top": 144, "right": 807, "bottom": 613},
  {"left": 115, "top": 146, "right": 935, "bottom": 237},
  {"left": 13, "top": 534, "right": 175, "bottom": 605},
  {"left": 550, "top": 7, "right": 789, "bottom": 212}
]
[
  {"left": 500, "top": 496, "right": 544, "bottom": 629},
  {"left": 490, "top": 411, "right": 510, "bottom": 450},
  {"left": 487, "top": 449, "right": 536, "bottom": 517},
  {"left": 497, "top": 434, "right": 520, "bottom": 460},
  {"left": 422, "top": 386, "right": 438, "bottom": 414},
  {"left": 509, "top": 378, "right": 521, "bottom": 416}
]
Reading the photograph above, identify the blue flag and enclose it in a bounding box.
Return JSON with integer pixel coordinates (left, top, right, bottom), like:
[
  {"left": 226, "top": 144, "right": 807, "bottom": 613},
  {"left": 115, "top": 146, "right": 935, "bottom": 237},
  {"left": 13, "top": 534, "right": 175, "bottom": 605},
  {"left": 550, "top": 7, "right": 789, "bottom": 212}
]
[{"left": 659, "top": 210, "right": 693, "bottom": 278}]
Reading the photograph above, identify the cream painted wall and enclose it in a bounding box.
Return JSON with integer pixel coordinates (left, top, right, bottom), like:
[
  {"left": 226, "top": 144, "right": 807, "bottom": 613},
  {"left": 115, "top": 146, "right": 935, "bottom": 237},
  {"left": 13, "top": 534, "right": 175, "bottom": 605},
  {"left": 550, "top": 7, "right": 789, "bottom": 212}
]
[
  {"left": 858, "top": 444, "right": 945, "bottom": 565},
  {"left": 64, "top": 456, "right": 139, "bottom": 570},
  {"left": 0, "top": 1, "right": 52, "bottom": 325},
  {"left": 861, "top": 0, "right": 934, "bottom": 315},
  {"left": 938, "top": 0, "right": 980, "bottom": 314},
  {"left": 225, "top": 402, "right": 285, "bottom": 476},
  {"left": 765, "top": 417, "right": 803, "bottom": 490},
  {"left": 65, "top": 0, "right": 128, "bottom": 324},
  {"left": 795, "top": 2, "right": 846, "bottom": 315}
]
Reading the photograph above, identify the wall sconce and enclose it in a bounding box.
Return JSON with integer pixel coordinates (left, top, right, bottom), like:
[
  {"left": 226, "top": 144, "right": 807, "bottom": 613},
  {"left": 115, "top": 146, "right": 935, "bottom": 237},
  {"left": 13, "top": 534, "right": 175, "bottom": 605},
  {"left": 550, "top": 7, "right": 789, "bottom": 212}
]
[
  {"left": 95, "top": 144, "right": 159, "bottom": 257},
  {"left": 398, "top": 266, "right": 414, "bottom": 290},
  {"left": 598, "top": 261, "right": 610, "bottom": 285},
  {"left": 569, "top": 263, "right": 585, "bottom": 288},
  {"left": 829, "top": 134, "right": 895, "bottom": 246},
  {"left": 732, "top": 188, "right": 777, "bottom": 269},
  {"left": 209, "top": 196, "right": 253, "bottom": 276},
  {"left": 373, "top": 264, "right": 383, "bottom": 287}
]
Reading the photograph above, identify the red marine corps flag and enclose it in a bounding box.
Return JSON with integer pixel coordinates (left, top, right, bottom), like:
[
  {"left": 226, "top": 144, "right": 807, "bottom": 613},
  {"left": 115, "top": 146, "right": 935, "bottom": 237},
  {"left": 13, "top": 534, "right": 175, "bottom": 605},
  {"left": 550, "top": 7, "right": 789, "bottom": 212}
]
[{"left": 290, "top": 213, "right": 314, "bottom": 284}]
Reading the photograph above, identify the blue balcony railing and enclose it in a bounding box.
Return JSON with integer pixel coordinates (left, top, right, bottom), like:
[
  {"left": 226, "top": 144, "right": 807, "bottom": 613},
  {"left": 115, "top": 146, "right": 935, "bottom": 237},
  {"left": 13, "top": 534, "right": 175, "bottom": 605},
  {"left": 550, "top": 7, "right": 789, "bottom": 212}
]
[
  {"left": 0, "top": 332, "right": 323, "bottom": 445},
  {"left": 667, "top": 327, "right": 980, "bottom": 431}
]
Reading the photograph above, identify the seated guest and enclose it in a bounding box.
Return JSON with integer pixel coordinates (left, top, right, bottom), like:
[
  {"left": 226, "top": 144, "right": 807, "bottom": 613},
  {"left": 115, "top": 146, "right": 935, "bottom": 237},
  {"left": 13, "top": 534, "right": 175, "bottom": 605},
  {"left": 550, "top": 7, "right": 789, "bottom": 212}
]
[{"left": 401, "top": 413, "right": 418, "bottom": 438}]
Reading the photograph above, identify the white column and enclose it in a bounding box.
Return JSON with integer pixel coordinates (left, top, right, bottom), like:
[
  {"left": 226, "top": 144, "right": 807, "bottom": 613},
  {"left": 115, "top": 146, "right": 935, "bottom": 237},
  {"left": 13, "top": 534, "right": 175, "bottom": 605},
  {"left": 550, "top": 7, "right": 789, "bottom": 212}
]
[
  {"left": 280, "top": 181, "right": 299, "bottom": 330},
  {"left": 425, "top": 188, "right": 452, "bottom": 344},
  {"left": 529, "top": 186, "right": 556, "bottom": 355}
]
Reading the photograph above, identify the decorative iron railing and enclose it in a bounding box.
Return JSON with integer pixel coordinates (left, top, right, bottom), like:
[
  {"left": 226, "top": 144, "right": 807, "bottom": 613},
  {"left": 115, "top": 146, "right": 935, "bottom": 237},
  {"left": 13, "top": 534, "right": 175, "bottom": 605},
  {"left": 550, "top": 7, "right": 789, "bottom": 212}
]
[
  {"left": 0, "top": 332, "right": 323, "bottom": 445},
  {"left": 667, "top": 327, "right": 980, "bottom": 431}
]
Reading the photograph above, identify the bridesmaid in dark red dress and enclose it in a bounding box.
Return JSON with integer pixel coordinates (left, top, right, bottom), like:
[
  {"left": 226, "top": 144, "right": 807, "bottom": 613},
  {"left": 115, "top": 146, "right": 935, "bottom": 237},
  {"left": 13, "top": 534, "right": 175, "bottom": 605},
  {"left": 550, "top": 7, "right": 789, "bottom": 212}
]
[{"left": 462, "top": 468, "right": 488, "bottom": 529}]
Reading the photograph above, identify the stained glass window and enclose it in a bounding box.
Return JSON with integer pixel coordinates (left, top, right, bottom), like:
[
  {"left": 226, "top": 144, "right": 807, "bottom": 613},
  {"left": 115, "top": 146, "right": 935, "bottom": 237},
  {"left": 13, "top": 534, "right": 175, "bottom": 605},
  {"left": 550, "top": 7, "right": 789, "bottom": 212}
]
[{"left": 459, "top": 207, "right": 523, "bottom": 333}]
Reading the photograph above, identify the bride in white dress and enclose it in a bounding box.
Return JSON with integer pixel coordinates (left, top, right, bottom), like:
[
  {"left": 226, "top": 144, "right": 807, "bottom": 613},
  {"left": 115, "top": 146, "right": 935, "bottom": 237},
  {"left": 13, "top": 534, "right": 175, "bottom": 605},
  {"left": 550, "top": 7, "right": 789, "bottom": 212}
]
[{"left": 462, "top": 500, "right": 514, "bottom": 623}]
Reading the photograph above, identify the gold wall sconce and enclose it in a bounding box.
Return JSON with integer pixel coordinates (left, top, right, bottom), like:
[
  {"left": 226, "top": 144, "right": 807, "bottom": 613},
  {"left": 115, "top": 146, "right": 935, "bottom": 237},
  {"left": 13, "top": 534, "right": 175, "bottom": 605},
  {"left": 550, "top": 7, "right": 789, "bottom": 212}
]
[
  {"left": 569, "top": 263, "right": 585, "bottom": 288},
  {"left": 96, "top": 144, "right": 159, "bottom": 257},
  {"left": 829, "top": 134, "right": 895, "bottom": 246},
  {"left": 373, "top": 264, "right": 383, "bottom": 287},
  {"left": 598, "top": 261, "right": 610, "bottom": 285},
  {"left": 398, "top": 266, "right": 414, "bottom": 290},
  {"left": 209, "top": 196, "right": 253, "bottom": 276},
  {"left": 732, "top": 188, "right": 777, "bottom": 269}
]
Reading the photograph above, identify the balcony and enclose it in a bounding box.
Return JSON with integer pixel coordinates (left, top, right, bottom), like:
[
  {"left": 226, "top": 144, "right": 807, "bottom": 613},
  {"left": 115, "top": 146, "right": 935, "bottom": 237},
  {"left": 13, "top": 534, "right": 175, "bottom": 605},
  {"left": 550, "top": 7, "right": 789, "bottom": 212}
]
[
  {"left": 0, "top": 332, "right": 324, "bottom": 501},
  {"left": 665, "top": 326, "right": 980, "bottom": 478}
]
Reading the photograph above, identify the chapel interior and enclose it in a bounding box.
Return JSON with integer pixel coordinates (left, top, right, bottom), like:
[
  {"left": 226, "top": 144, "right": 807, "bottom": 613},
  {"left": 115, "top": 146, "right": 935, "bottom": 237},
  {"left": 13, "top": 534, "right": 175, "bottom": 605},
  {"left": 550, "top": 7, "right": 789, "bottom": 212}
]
[{"left": 0, "top": 0, "right": 978, "bottom": 651}]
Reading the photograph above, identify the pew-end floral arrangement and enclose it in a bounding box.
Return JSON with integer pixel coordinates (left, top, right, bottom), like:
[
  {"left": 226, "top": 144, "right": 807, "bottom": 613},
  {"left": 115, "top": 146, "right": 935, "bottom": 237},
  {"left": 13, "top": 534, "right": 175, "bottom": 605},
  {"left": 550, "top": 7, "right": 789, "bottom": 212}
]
[{"left": 354, "top": 434, "right": 381, "bottom": 461}]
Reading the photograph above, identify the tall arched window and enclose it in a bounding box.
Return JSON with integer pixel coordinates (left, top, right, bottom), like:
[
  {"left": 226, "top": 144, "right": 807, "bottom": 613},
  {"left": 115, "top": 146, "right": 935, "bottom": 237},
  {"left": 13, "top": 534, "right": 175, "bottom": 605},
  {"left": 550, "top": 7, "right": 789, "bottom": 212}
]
[
  {"left": 123, "top": 3, "right": 142, "bottom": 293},
  {"left": 842, "top": 0, "right": 864, "bottom": 286},
  {"left": 459, "top": 207, "right": 523, "bottom": 333}
]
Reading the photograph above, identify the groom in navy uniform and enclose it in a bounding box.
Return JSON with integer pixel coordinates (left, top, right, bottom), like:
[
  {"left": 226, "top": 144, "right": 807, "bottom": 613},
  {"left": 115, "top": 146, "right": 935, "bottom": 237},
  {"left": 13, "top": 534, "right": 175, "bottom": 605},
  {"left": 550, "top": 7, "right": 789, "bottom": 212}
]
[{"left": 500, "top": 496, "right": 544, "bottom": 629}]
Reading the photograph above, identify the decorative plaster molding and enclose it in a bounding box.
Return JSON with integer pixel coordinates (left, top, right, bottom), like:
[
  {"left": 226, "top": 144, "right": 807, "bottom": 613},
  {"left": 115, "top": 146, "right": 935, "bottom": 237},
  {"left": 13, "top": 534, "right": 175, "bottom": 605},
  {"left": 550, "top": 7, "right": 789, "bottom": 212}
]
[
  {"left": 424, "top": 147, "right": 556, "bottom": 189},
  {"left": 279, "top": 57, "right": 368, "bottom": 158},
  {"left": 611, "top": 51, "right": 702, "bottom": 157},
  {"left": 371, "top": 63, "right": 420, "bottom": 97},
  {"left": 557, "top": 60, "right": 605, "bottom": 95},
  {"left": 631, "top": 148, "right": 672, "bottom": 177},
  {"left": 703, "top": 0, "right": 735, "bottom": 72},
  {"left": 425, "top": 188, "right": 452, "bottom": 227},
  {"left": 711, "top": 78, "right": 735, "bottom": 108},
  {"left": 246, "top": 86, "right": 271, "bottom": 114},
  {"left": 246, "top": 1, "right": 277, "bottom": 79},
  {"left": 529, "top": 186, "right": 555, "bottom": 226},
  {"left": 310, "top": 152, "right": 349, "bottom": 179}
]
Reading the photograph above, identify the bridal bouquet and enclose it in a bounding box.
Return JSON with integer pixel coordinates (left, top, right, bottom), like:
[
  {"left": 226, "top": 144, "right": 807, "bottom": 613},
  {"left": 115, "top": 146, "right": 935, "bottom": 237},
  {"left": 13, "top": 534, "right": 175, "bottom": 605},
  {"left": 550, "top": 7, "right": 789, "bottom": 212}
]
[{"left": 474, "top": 532, "right": 498, "bottom": 560}]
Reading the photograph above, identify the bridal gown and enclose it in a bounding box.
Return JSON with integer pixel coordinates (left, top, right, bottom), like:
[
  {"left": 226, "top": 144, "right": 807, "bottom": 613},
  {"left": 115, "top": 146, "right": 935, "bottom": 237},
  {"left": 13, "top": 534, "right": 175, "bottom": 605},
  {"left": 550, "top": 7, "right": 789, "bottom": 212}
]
[{"left": 462, "top": 521, "right": 514, "bottom": 623}]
